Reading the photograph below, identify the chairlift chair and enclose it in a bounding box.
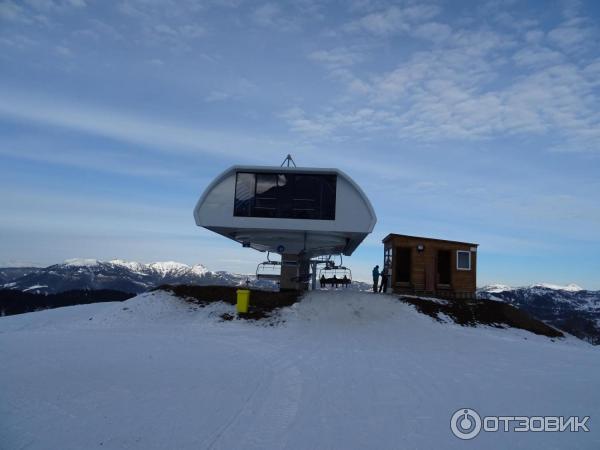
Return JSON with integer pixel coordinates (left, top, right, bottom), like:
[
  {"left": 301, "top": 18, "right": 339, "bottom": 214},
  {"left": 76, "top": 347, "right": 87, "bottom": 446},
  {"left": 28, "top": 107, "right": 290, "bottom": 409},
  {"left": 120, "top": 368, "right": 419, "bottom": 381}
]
[
  {"left": 256, "top": 252, "right": 282, "bottom": 281},
  {"left": 317, "top": 255, "right": 352, "bottom": 288}
]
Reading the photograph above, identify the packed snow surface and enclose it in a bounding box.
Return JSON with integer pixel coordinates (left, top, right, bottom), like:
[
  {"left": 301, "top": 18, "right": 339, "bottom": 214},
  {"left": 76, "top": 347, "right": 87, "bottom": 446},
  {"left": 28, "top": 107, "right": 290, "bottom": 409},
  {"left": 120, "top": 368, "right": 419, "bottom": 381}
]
[{"left": 1, "top": 291, "right": 599, "bottom": 450}]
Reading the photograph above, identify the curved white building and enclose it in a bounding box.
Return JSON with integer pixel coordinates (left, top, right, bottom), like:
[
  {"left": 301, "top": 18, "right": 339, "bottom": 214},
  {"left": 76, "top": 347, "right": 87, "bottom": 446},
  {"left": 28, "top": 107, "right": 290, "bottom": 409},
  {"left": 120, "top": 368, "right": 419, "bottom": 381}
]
[{"left": 194, "top": 165, "right": 376, "bottom": 289}]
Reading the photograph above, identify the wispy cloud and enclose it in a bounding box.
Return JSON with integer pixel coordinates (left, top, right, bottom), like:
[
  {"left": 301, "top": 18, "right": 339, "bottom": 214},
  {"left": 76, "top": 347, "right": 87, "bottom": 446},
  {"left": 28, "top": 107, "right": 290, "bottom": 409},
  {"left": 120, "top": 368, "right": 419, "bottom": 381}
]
[
  {"left": 0, "top": 0, "right": 85, "bottom": 24},
  {"left": 0, "top": 0, "right": 38, "bottom": 23},
  {"left": 512, "top": 46, "right": 565, "bottom": 67},
  {"left": 251, "top": 3, "right": 299, "bottom": 31},
  {"left": 343, "top": 4, "right": 441, "bottom": 36},
  {"left": 547, "top": 17, "right": 595, "bottom": 52},
  {"left": 0, "top": 144, "right": 185, "bottom": 179},
  {"left": 308, "top": 47, "right": 364, "bottom": 68},
  {"left": 25, "top": 0, "right": 87, "bottom": 11},
  {"left": 0, "top": 91, "right": 296, "bottom": 162},
  {"left": 298, "top": 15, "right": 600, "bottom": 152},
  {"left": 412, "top": 21, "right": 452, "bottom": 43}
]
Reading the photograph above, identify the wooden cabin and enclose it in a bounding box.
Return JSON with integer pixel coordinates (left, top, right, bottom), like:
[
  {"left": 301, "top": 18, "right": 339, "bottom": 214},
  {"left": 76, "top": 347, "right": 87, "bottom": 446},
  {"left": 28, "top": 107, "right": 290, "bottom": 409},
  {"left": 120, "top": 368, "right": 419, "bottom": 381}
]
[{"left": 382, "top": 234, "right": 478, "bottom": 299}]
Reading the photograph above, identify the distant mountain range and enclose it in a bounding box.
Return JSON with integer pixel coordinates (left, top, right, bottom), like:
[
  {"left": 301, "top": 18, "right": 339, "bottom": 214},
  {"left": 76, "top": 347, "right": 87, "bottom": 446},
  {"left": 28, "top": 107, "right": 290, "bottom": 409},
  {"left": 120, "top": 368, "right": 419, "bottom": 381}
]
[
  {"left": 0, "top": 259, "right": 275, "bottom": 294},
  {"left": 0, "top": 259, "right": 374, "bottom": 294},
  {"left": 478, "top": 284, "right": 600, "bottom": 344},
  {"left": 2, "top": 260, "right": 599, "bottom": 344}
]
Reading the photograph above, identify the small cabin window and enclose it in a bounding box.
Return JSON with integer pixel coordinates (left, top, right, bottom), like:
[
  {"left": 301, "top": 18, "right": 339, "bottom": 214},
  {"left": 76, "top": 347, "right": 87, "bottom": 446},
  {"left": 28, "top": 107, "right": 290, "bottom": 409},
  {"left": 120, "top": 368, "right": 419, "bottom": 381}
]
[
  {"left": 457, "top": 251, "right": 471, "bottom": 270},
  {"left": 234, "top": 172, "right": 336, "bottom": 220}
]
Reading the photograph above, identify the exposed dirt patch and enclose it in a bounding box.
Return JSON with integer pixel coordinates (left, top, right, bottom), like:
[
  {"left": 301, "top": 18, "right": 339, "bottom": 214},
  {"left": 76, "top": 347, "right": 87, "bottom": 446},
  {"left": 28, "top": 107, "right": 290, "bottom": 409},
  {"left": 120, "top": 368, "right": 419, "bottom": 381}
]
[
  {"left": 398, "top": 295, "right": 564, "bottom": 338},
  {"left": 156, "top": 285, "right": 300, "bottom": 321}
]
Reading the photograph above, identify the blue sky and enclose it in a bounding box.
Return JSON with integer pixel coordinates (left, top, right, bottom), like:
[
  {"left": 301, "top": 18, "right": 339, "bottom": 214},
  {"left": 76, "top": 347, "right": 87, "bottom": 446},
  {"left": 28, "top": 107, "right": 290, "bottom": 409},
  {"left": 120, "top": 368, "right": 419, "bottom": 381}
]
[{"left": 1, "top": 0, "right": 599, "bottom": 288}]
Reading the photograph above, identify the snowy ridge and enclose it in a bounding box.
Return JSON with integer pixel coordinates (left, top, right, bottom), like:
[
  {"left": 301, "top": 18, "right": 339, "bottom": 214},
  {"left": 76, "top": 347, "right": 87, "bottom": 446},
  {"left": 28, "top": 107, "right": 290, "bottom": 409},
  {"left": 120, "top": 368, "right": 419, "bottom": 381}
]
[
  {"left": 530, "top": 282, "right": 583, "bottom": 292},
  {"left": 480, "top": 282, "right": 584, "bottom": 293},
  {"left": 148, "top": 261, "right": 193, "bottom": 276},
  {"left": 1, "top": 259, "right": 220, "bottom": 294},
  {"left": 477, "top": 283, "right": 513, "bottom": 293},
  {"left": 65, "top": 258, "right": 209, "bottom": 276},
  {"left": 108, "top": 259, "right": 146, "bottom": 272},
  {"left": 64, "top": 258, "right": 100, "bottom": 267}
]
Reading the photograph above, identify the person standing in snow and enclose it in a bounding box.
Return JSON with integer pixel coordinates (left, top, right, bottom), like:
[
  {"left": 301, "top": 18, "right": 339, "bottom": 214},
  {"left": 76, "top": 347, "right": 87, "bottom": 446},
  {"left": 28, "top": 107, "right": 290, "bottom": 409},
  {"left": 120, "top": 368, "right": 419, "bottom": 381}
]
[
  {"left": 372, "top": 265, "right": 380, "bottom": 292},
  {"left": 379, "top": 268, "right": 388, "bottom": 293}
]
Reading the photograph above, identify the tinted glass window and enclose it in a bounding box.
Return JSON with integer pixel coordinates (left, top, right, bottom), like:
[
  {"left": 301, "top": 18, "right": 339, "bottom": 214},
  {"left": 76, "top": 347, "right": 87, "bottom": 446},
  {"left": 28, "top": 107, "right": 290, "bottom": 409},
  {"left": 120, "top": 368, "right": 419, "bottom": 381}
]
[
  {"left": 233, "top": 172, "right": 336, "bottom": 220},
  {"left": 457, "top": 251, "right": 471, "bottom": 270},
  {"left": 293, "top": 175, "right": 319, "bottom": 219},
  {"left": 234, "top": 173, "right": 255, "bottom": 217},
  {"left": 254, "top": 174, "right": 278, "bottom": 217}
]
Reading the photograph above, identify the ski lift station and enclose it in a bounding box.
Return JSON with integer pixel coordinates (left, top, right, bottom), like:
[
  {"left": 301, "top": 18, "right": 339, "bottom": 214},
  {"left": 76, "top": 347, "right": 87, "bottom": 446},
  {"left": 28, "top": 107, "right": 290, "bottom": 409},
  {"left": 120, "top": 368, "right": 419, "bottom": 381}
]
[{"left": 194, "top": 157, "right": 376, "bottom": 290}]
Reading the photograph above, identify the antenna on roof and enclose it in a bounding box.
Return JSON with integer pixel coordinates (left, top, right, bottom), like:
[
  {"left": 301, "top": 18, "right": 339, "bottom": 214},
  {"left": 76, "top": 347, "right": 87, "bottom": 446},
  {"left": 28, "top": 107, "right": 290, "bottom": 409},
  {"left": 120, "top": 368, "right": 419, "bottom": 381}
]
[{"left": 280, "top": 154, "right": 296, "bottom": 167}]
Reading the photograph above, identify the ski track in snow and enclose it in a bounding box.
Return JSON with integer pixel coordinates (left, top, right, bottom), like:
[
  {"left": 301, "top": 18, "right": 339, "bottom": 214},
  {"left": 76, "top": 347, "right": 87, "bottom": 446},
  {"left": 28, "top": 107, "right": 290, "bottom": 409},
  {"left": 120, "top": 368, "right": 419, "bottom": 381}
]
[
  {"left": 1, "top": 290, "right": 600, "bottom": 450},
  {"left": 208, "top": 341, "right": 303, "bottom": 450}
]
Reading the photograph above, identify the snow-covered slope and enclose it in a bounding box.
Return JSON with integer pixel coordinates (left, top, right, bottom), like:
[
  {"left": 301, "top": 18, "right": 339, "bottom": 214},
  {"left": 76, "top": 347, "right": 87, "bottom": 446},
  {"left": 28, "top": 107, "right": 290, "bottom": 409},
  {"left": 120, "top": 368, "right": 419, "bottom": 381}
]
[
  {"left": 0, "top": 266, "right": 39, "bottom": 285},
  {"left": 478, "top": 284, "right": 600, "bottom": 344},
  {"left": 1, "top": 291, "right": 598, "bottom": 450}
]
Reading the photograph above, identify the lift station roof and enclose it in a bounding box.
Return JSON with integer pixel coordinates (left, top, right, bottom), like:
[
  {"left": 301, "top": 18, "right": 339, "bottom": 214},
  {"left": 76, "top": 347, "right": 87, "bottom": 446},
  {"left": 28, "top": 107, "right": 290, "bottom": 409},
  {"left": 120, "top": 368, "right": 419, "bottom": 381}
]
[{"left": 193, "top": 165, "right": 376, "bottom": 257}]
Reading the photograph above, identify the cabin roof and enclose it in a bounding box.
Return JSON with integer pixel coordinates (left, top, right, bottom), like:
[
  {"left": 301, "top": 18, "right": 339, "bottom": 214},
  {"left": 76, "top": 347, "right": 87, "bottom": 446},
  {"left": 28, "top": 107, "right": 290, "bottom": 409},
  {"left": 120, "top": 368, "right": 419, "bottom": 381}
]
[{"left": 382, "top": 233, "right": 478, "bottom": 247}]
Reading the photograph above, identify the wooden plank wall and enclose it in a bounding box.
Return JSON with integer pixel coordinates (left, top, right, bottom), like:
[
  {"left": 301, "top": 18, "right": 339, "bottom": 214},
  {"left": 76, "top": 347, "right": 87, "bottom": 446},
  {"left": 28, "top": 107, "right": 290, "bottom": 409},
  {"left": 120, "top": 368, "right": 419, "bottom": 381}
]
[{"left": 384, "top": 236, "right": 477, "bottom": 299}]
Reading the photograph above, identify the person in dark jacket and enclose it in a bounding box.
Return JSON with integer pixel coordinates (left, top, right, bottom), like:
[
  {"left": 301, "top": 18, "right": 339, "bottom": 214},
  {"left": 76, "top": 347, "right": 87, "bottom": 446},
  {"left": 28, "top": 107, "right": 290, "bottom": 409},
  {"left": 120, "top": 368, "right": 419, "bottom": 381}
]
[
  {"left": 372, "top": 265, "right": 380, "bottom": 292},
  {"left": 379, "top": 268, "right": 388, "bottom": 293}
]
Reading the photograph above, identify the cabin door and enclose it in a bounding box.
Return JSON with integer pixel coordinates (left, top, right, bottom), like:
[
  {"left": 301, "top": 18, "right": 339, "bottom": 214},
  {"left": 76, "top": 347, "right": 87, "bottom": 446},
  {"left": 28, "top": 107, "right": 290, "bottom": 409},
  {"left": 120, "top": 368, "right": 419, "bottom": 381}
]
[
  {"left": 425, "top": 258, "right": 435, "bottom": 292},
  {"left": 395, "top": 247, "right": 411, "bottom": 284},
  {"left": 437, "top": 250, "right": 451, "bottom": 285}
]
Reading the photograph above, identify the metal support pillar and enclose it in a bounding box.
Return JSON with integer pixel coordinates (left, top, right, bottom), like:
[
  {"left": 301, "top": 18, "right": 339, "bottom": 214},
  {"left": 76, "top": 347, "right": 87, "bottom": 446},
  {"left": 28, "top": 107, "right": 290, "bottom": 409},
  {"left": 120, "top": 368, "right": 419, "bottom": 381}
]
[
  {"left": 310, "top": 261, "right": 317, "bottom": 290},
  {"left": 280, "top": 253, "right": 310, "bottom": 291}
]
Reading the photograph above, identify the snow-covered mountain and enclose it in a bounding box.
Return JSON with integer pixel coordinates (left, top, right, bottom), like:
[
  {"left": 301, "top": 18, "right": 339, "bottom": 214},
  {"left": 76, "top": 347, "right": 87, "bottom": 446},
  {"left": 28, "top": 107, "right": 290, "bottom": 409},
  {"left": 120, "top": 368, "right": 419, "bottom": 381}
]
[
  {"left": 1, "top": 259, "right": 272, "bottom": 294},
  {"left": 0, "top": 267, "right": 40, "bottom": 285},
  {"left": 478, "top": 283, "right": 600, "bottom": 344}
]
